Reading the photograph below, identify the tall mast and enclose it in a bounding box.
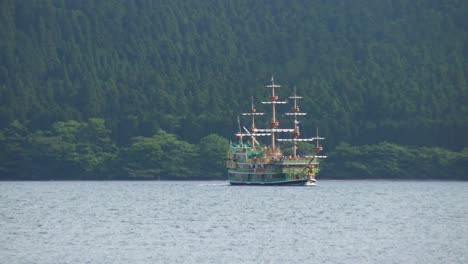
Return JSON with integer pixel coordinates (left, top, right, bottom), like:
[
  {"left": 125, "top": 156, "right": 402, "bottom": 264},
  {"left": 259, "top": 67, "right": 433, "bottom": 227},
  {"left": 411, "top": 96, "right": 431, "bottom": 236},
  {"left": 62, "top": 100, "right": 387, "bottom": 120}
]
[
  {"left": 288, "top": 88, "right": 306, "bottom": 158},
  {"left": 236, "top": 115, "right": 242, "bottom": 143},
  {"left": 250, "top": 97, "right": 256, "bottom": 147},
  {"left": 278, "top": 87, "right": 310, "bottom": 157},
  {"left": 242, "top": 96, "right": 265, "bottom": 148},
  {"left": 263, "top": 76, "right": 286, "bottom": 149},
  {"left": 314, "top": 127, "right": 324, "bottom": 153},
  {"left": 291, "top": 87, "right": 300, "bottom": 158}
]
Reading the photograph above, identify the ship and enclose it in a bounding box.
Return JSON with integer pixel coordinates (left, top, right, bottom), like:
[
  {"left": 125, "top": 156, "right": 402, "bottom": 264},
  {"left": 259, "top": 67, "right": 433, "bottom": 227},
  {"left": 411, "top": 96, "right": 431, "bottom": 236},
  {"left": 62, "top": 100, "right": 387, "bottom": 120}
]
[{"left": 226, "top": 77, "right": 327, "bottom": 186}]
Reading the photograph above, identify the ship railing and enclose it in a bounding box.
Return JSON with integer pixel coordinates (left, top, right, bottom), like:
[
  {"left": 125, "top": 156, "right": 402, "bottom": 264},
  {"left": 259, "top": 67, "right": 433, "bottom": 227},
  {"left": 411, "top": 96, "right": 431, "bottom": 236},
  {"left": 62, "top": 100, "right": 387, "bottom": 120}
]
[
  {"left": 230, "top": 168, "right": 280, "bottom": 174},
  {"left": 229, "top": 176, "right": 305, "bottom": 183},
  {"left": 246, "top": 157, "right": 317, "bottom": 163},
  {"left": 281, "top": 159, "right": 318, "bottom": 164}
]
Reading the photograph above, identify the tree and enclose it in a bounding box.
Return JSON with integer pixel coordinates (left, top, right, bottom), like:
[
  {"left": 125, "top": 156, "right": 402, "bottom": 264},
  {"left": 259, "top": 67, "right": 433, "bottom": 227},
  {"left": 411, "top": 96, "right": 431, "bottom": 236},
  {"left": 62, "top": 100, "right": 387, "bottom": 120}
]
[
  {"left": 122, "top": 130, "right": 196, "bottom": 179},
  {"left": 196, "top": 134, "right": 229, "bottom": 179}
]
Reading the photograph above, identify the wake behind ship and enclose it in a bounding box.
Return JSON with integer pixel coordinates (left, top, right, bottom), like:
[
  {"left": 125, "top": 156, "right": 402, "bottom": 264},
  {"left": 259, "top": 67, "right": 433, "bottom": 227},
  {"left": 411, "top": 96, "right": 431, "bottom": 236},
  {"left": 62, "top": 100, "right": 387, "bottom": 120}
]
[{"left": 226, "top": 78, "right": 327, "bottom": 186}]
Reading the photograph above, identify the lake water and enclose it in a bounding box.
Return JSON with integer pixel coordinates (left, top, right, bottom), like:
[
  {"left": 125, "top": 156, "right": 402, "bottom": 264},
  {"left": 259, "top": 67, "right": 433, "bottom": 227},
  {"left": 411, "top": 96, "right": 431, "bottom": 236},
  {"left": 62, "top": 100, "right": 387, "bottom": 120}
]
[{"left": 1, "top": 180, "right": 467, "bottom": 264}]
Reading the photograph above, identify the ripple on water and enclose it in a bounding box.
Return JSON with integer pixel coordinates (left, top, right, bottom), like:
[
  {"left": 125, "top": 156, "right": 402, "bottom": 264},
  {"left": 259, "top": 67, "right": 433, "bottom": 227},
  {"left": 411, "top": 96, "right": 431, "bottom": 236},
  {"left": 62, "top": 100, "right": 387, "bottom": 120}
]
[{"left": 0, "top": 180, "right": 467, "bottom": 264}]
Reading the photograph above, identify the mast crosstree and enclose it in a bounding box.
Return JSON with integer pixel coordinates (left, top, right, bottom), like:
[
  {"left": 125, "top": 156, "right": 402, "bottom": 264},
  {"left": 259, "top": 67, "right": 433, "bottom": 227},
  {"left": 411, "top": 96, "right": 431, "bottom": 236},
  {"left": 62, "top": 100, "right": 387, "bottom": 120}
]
[
  {"left": 242, "top": 97, "right": 267, "bottom": 148},
  {"left": 276, "top": 87, "right": 324, "bottom": 158},
  {"left": 262, "top": 76, "right": 286, "bottom": 149}
]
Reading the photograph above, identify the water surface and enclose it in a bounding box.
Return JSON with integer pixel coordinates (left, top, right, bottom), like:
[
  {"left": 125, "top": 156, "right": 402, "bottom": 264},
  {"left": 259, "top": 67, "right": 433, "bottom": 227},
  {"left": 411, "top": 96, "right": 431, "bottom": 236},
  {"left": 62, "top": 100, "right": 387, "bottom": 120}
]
[{"left": 1, "top": 180, "right": 467, "bottom": 263}]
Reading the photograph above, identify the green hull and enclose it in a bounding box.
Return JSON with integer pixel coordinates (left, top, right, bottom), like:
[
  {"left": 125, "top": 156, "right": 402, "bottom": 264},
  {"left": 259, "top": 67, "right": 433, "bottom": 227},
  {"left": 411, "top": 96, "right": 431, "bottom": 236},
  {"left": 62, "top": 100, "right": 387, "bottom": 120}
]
[
  {"left": 227, "top": 170, "right": 315, "bottom": 186},
  {"left": 229, "top": 178, "right": 309, "bottom": 186}
]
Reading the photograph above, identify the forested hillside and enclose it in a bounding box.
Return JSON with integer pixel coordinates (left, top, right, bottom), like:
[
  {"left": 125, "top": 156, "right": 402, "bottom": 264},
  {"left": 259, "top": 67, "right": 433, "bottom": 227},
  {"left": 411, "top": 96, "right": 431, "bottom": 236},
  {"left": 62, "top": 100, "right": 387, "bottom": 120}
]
[{"left": 1, "top": 0, "right": 467, "bottom": 179}]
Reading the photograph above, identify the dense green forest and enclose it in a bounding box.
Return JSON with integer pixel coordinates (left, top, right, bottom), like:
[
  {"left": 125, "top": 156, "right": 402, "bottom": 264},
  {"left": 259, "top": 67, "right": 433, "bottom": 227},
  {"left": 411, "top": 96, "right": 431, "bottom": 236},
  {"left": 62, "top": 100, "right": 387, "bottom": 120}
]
[{"left": 1, "top": 0, "right": 467, "bottom": 180}]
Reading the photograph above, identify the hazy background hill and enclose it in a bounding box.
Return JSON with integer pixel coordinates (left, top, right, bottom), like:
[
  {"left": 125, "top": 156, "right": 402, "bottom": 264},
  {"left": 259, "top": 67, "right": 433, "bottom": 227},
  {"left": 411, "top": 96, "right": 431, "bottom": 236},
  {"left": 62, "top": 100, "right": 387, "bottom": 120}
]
[{"left": 1, "top": 0, "right": 467, "bottom": 180}]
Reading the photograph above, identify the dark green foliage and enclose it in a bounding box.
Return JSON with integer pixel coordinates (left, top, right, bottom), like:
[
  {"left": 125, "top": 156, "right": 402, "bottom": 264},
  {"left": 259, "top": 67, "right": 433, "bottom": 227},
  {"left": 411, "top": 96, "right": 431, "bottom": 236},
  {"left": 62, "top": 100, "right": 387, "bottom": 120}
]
[
  {"left": 1, "top": 119, "right": 466, "bottom": 180},
  {"left": 0, "top": 120, "right": 228, "bottom": 180},
  {"left": 1, "top": 0, "right": 467, "bottom": 147},
  {"left": 0, "top": 121, "right": 29, "bottom": 178},
  {"left": 0, "top": 119, "right": 118, "bottom": 180},
  {"left": 0, "top": 1, "right": 467, "bottom": 179},
  {"left": 196, "top": 134, "right": 230, "bottom": 179},
  {"left": 121, "top": 130, "right": 196, "bottom": 179},
  {"left": 322, "top": 142, "right": 468, "bottom": 180}
]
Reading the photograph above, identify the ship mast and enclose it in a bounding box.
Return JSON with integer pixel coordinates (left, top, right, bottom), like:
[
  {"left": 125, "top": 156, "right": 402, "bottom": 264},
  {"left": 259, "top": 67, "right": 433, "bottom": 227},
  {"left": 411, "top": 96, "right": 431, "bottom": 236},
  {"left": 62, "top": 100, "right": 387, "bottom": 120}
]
[
  {"left": 277, "top": 87, "right": 315, "bottom": 157},
  {"left": 236, "top": 115, "right": 243, "bottom": 143},
  {"left": 263, "top": 76, "right": 286, "bottom": 149},
  {"left": 242, "top": 97, "right": 265, "bottom": 148},
  {"left": 314, "top": 127, "right": 324, "bottom": 153},
  {"left": 285, "top": 88, "right": 307, "bottom": 158},
  {"left": 289, "top": 87, "right": 304, "bottom": 158}
]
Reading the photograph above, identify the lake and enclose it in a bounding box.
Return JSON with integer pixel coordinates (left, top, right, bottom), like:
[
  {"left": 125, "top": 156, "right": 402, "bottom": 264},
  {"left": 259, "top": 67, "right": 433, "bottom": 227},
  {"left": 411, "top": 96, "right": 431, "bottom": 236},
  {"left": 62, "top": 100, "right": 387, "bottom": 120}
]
[{"left": 1, "top": 180, "right": 467, "bottom": 263}]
